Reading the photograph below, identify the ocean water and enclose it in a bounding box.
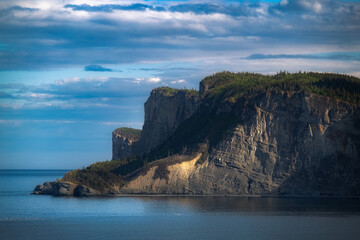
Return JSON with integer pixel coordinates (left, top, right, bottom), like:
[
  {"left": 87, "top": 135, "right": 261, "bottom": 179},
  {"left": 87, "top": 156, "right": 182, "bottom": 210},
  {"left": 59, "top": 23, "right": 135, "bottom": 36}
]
[{"left": 1, "top": 170, "right": 360, "bottom": 240}]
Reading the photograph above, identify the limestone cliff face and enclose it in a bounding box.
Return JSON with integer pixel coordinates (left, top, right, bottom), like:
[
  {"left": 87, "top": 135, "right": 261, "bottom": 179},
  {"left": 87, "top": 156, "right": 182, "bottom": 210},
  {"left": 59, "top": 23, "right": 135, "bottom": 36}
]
[
  {"left": 137, "top": 88, "right": 199, "bottom": 155},
  {"left": 121, "top": 91, "right": 360, "bottom": 196}
]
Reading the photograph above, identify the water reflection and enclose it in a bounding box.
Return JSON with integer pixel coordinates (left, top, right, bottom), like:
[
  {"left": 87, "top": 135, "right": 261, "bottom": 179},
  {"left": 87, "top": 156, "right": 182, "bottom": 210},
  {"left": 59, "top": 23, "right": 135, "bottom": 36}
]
[{"left": 129, "top": 196, "right": 360, "bottom": 214}]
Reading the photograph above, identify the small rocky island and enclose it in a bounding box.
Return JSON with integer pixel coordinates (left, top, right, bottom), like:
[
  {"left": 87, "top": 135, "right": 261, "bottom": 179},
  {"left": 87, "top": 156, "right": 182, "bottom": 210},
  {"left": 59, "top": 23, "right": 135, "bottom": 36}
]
[{"left": 34, "top": 71, "right": 360, "bottom": 197}]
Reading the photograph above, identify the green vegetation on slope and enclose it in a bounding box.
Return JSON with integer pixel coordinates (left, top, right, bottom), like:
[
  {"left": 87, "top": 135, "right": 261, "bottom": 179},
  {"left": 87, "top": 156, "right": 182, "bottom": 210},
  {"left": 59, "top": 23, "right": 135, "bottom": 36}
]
[{"left": 62, "top": 160, "right": 129, "bottom": 192}]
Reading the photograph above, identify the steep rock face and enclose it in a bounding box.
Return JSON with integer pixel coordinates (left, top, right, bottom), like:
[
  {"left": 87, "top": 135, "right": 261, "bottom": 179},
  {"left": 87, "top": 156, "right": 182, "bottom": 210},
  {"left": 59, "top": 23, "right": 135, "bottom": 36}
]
[
  {"left": 137, "top": 88, "right": 199, "bottom": 155},
  {"left": 121, "top": 91, "right": 360, "bottom": 196},
  {"left": 111, "top": 88, "right": 199, "bottom": 160},
  {"left": 112, "top": 128, "right": 141, "bottom": 160},
  {"left": 205, "top": 92, "right": 360, "bottom": 196}
]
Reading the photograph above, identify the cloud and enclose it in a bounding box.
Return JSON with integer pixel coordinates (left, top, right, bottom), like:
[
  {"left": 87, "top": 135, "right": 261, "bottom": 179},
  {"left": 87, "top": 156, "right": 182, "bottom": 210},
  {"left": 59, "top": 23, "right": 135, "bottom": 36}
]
[
  {"left": 0, "top": 5, "right": 38, "bottom": 16},
  {"left": 147, "top": 77, "right": 161, "bottom": 83},
  {"left": 0, "top": 76, "right": 155, "bottom": 145},
  {"left": 0, "top": 0, "right": 359, "bottom": 71},
  {"left": 170, "top": 79, "right": 186, "bottom": 84},
  {"left": 63, "top": 2, "right": 257, "bottom": 16},
  {"left": 246, "top": 52, "right": 360, "bottom": 61},
  {"left": 0, "top": 75, "right": 165, "bottom": 112},
  {"left": 49, "top": 77, "right": 150, "bottom": 98},
  {"left": 54, "top": 76, "right": 109, "bottom": 86},
  {"left": 270, "top": 0, "right": 327, "bottom": 14},
  {"left": 64, "top": 3, "right": 165, "bottom": 12},
  {"left": 168, "top": 3, "right": 257, "bottom": 16},
  {"left": 84, "top": 65, "right": 113, "bottom": 72},
  {"left": 0, "top": 91, "right": 14, "bottom": 98}
]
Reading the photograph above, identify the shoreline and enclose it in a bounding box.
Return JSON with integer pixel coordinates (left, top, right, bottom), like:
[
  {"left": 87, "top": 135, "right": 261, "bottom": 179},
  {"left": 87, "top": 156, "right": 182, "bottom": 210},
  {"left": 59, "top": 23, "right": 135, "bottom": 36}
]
[{"left": 41, "top": 192, "right": 360, "bottom": 199}]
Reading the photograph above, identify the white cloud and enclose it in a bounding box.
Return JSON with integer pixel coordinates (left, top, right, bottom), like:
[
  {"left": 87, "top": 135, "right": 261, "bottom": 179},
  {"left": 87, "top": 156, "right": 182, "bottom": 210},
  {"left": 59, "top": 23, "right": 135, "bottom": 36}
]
[
  {"left": 55, "top": 76, "right": 109, "bottom": 85},
  {"left": 55, "top": 77, "right": 80, "bottom": 85},
  {"left": 170, "top": 79, "right": 186, "bottom": 84},
  {"left": 147, "top": 77, "right": 161, "bottom": 83},
  {"left": 300, "top": 0, "right": 322, "bottom": 13},
  {"left": 133, "top": 77, "right": 144, "bottom": 83},
  {"left": 280, "top": 0, "right": 288, "bottom": 6},
  {"left": 28, "top": 93, "right": 56, "bottom": 99}
]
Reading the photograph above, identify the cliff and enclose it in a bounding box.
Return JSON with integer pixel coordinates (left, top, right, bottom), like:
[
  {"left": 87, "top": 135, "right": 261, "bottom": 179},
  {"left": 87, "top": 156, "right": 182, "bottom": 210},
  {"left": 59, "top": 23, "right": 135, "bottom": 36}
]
[
  {"left": 121, "top": 91, "right": 360, "bottom": 196},
  {"left": 112, "top": 128, "right": 141, "bottom": 160},
  {"left": 34, "top": 72, "right": 360, "bottom": 197},
  {"left": 111, "top": 87, "right": 199, "bottom": 160},
  {"left": 137, "top": 87, "right": 199, "bottom": 155}
]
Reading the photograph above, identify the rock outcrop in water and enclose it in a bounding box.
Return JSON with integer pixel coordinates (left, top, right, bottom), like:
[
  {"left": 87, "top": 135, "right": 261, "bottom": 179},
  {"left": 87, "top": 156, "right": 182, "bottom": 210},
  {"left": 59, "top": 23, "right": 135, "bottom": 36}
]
[{"left": 34, "top": 72, "right": 360, "bottom": 197}]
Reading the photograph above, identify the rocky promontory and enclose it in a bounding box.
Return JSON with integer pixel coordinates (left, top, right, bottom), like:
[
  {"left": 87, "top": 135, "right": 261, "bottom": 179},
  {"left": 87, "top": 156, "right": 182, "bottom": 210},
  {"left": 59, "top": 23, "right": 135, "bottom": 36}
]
[
  {"left": 33, "top": 181, "right": 100, "bottom": 196},
  {"left": 34, "top": 72, "right": 360, "bottom": 197}
]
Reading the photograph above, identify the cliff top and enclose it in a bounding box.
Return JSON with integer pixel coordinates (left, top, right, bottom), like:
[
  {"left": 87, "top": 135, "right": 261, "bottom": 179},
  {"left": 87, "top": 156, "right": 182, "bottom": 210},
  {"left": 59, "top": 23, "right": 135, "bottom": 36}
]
[
  {"left": 113, "top": 127, "right": 141, "bottom": 140},
  {"left": 152, "top": 86, "right": 198, "bottom": 98},
  {"left": 201, "top": 71, "right": 360, "bottom": 104}
]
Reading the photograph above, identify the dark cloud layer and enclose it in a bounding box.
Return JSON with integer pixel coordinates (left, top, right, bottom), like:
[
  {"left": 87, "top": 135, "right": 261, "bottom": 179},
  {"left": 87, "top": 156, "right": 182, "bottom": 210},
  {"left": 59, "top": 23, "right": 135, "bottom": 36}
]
[
  {"left": 246, "top": 52, "right": 360, "bottom": 61},
  {"left": 64, "top": 3, "right": 254, "bottom": 16},
  {"left": 0, "top": 91, "right": 14, "bottom": 98},
  {"left": 64, "top": 3, "right": 166, "bottom": 12},
  {"left": 0, "top": 0, "right": 359, "bottom": 70},
  {"left": 0, "top": 5, "right": 38, "bottom": 16}
]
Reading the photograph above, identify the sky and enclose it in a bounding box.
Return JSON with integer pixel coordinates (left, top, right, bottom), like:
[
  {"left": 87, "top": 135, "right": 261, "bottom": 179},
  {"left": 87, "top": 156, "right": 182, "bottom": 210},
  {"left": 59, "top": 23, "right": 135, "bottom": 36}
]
[{"left": 0, "top": 0, "right": 360, "bottom": 169}]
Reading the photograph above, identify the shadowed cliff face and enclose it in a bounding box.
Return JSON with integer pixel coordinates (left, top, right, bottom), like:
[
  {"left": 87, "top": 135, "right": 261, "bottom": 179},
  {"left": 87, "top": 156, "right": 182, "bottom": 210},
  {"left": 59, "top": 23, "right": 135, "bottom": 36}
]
[
  {"left": 111, "top": 88, "right": 199, "bottom": 160},
  {"left": 122, "top": 91, "right": 360, "bottom": 196},
  {"left": 138, "top": 88, "right": 199, "bottom": 155}
]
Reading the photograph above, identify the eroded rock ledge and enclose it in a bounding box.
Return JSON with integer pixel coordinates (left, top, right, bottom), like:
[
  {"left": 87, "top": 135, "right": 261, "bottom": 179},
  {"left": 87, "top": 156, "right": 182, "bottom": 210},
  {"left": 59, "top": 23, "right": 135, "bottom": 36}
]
[{"left": 33, "top": 182, "right": 100, "bottom": 197}]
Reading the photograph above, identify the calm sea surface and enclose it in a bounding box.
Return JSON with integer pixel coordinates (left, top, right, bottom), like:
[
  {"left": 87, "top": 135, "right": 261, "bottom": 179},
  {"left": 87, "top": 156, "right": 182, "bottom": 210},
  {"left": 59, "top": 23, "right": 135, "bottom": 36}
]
[{"left": 1, "top": 170, "right": 360, "bottom": 240}]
